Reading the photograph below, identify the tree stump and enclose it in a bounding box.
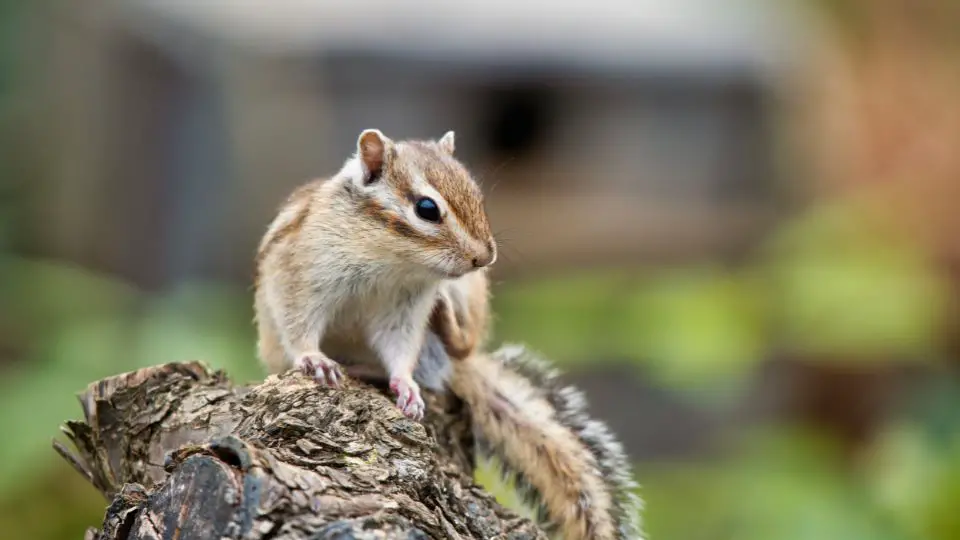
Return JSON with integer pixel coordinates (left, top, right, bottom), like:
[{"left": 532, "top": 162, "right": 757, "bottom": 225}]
[{"left": 53, "top": 352, "right": 548, "bottom": 539}]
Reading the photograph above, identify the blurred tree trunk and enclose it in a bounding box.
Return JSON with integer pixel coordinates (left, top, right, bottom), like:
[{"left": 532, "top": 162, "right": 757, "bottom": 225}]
[{"left": 54, "top": 361, "right": 546, "bottom": 540}]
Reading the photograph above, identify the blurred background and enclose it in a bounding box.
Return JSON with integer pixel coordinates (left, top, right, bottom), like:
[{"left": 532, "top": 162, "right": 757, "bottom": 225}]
[{"left": 2, "top": 0, "right": 960, "bottom": 538}]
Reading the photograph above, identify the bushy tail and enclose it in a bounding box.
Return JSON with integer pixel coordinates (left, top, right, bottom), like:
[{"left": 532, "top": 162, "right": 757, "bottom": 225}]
[{"left": 449, "top": 344, "right": 643, "bottom": 540}]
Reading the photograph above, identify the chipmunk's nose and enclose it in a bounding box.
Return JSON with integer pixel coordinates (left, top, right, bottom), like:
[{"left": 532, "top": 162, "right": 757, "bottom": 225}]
[{"left": 472, "top": 242, "right": 497, "bottom": 268}]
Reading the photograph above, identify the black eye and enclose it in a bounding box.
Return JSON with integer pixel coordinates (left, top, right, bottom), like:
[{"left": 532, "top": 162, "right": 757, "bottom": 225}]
[{"left": 414, "top": 197, "right": 441, "bottom": 223}]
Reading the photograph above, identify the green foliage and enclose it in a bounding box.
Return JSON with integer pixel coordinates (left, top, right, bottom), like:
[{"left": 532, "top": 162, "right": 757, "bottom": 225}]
[
  {"left": 0, "top": 460, "right": 106, "bottom": 539},
  {"left": 129, "top": 281, "right": 261, "bottom": 383},
  {"left": 493, "top": 196, "right": 950, "bottom": 392},
  {"left": 0, "top": 256, "right": 140, "bottom": 339},
  {"left": 866, "top": 378, "right": 960, "bottom": 540},
  {"left": 615, "top": 268, "right": 767, "bottom": 395},
  {"left": 492, "top": 267, "right": 769, "bottom": 403},
  {"left": 642, "top": 428, "right": 909, "bottom": 540},
  {"left": 759, "top": 198, "right": 949, "bottom": 361},
  {"left": 0, "top": 255, "right": 259, "bottom": 494},
  {"left": 635, "top": 382, "right": 960, "bottom": 540},
  {"left": 492, "top": 270, "right": 629, "bottom": 361},
  {"left": 0, "top": 257, "right": 139, "bottom": 491}
]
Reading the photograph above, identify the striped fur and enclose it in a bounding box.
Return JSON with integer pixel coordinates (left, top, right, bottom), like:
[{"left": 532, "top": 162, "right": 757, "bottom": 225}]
[
  {"left": 254, "top": 129, "right": 642, "bottom": 537},
  {"left": 419, "top": 205, "right": 643, "bottom": 539},
  {"left": 254, "top": 129, "right": 497, "bottom": 420},
  {"left": 448, "top": 346, "right": 644, "bottom": 540},
  {"left": 493, "top": 345, "right": 644, "bottom": 540}
]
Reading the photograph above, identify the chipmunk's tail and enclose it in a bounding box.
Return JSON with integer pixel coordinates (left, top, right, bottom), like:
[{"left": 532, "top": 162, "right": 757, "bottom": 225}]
[{"left": 449, "top": 344, "right": 643, "bottom": 540}]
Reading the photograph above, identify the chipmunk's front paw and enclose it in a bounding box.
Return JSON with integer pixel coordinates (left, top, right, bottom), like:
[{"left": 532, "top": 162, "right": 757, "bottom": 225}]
[
  {"left": 295, "top": 352, "right": 342, "bottom": 387},
  {"left": 389, "top": 376, "right": 425, "bottom": 421}
]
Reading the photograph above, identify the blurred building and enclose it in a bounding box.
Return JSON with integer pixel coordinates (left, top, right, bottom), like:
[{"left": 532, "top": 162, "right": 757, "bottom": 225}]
[{"left": 29, "top": 0, "right": 806, "bottom": 289}]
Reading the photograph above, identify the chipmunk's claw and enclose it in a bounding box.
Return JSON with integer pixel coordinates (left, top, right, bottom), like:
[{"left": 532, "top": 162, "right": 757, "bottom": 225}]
[
  {"left": 390, "top": 376, "right": 425, "bottom": 421},
  {"left": 296, "top": 352, "right": 342, "bottom": 387}
]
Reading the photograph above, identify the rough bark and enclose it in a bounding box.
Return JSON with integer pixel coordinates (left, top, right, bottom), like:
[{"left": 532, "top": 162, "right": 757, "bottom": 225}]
[{"left": 54, "top": 360, "right": 547, "bottom": 540}]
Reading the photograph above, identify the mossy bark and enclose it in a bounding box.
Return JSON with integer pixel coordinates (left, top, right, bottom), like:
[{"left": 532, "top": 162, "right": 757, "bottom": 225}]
[{"left": 54, "top": 361, "right": 546, "bottom": 539}]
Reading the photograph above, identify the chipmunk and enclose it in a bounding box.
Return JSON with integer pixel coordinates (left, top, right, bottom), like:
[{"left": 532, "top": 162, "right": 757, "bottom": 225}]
[{"left": 254, "top": 129, "right": 643, "bottom": 540}]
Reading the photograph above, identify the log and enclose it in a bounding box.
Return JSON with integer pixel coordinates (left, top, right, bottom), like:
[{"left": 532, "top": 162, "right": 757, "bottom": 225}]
[{"left": 54, "top": 355, "right": 548, "bottom": 540}]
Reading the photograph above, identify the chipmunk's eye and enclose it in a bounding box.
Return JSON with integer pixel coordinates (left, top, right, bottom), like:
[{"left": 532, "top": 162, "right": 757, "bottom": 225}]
[{"left": 414, "top": 197, "right": 441, "bottom": 223}]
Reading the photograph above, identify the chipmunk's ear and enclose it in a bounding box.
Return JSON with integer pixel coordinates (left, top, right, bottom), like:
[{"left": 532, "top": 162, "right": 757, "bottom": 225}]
[
  {"left": 437, "top": 131, "right": 455, "bottom": 155},
  {"left": 357, "top": 129, "right": 394, "bottom": 184}
]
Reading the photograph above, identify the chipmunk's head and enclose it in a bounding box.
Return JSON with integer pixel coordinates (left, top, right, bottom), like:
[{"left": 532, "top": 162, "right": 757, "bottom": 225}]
[{"left": 345, "top": 128, "right": 497, "bottom": 279}]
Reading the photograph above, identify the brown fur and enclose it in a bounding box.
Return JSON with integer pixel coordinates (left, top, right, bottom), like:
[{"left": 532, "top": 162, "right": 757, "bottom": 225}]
[
  {"left": 253, "top": 180, "right": 318, "bottom": 288},
  {"left": 256, "top": 305, "right": 287, "bottom": 374},
  {"left": 346, "top": 140, "right": 494, "bottom": 257},
  {"left": 395, "top": 141, "right": 492, "bottom": 243},
  {"left": 358, "top": 196, "right": 426, "bottom": 242},
  {"left": 430, "top": 269, "right": 491, "bottom": 360},
  {"left": 253, "top": 130, "right": 635, "bottom": 538},
  {"left": 450, "top": 356, "right": 617, "bottom": 540},
  {"left": 430, "top": 302, "right": 476, "bottom": 360},
  {"left": 432, "top": 270, "right": 622, "bottom": 540},
  {"left": 253, "top": 130, "right": 497, "bottom": 401}
]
